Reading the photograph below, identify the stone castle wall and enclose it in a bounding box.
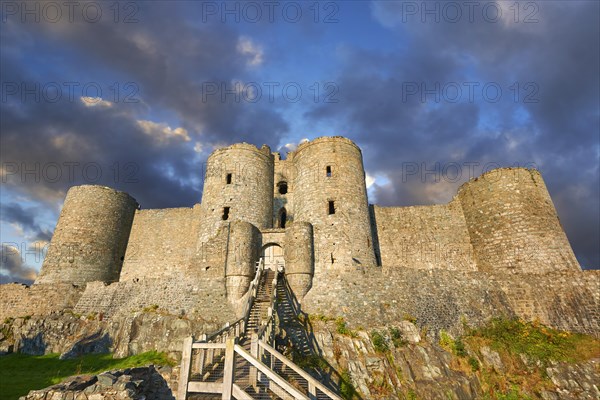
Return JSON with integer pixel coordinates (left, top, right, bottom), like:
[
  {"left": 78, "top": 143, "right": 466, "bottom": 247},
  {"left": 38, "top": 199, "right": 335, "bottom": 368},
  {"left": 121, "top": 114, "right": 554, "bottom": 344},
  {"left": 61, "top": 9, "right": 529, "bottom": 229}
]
[
  {"left": 0, "top": 283, "right": 82, "bottom": 322},
  {"left": 302, "top": 268, "right": 600, "bottom": 337},
  {"left": 36, "top": 186, "right": 138, "bottom": 285},
  {"left": 120, "top": 206, "right": 203, "bottom": 281},
  {"left": 73, "top": 278, "right": 235, "bottom": 321},
  {"left": 372, "top": 199, "right": 476, "bottom": 271},
  {"left": 458, "top": 168, "right": 580, "bottom": 274},
  {"left": 5, "top": 137, "right": 593, "bottom": 341}
]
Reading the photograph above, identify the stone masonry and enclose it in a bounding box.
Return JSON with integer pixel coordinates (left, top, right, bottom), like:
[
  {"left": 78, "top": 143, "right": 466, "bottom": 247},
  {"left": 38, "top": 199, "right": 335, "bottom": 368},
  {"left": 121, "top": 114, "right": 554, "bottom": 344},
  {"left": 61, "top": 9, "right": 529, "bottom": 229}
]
[{"left": 1, "top": 136, "right": 598, "bottom": 341}]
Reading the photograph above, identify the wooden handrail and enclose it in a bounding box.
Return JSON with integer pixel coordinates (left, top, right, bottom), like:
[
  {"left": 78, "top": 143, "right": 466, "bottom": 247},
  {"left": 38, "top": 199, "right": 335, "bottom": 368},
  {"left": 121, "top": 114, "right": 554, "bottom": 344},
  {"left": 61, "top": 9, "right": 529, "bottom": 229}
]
[
  {"left": 258, "top": 340, "right": 343, "bottom": 400},
  {"left": 205, "top": 258, "right": 265, "bottom": 343},
  {"left": 234, "top": 343, "right": 310, "bottom": 400}
]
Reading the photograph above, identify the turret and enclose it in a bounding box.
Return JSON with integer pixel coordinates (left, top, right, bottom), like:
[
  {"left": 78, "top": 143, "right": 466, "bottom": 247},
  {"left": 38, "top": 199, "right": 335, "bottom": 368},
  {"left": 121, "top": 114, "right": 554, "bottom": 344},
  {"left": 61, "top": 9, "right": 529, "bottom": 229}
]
[
  {"left": 36, "top": 185, "right": 137, "bottom": 285},
  {"left": 289, "top": 137, "right": 376, "bottom": 272},
  {"left": 198, "top": 143, "right": 274, "bottom": 242},
  {"left": 458, "top": 168, "right": 580, "bottom": 274},
  {"left": 284, "top": 221, "right": 314, "bottom": 298},
  {"left": 225, "top": 221, "right": 260, "bottom": 301}
]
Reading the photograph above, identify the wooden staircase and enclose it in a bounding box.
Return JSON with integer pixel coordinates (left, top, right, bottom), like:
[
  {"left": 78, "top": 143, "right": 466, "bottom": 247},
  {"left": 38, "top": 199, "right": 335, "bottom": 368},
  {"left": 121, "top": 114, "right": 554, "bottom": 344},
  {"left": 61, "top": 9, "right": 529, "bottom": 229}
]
[{"left": 178, "top": 262, "right": 342, "bottom": 400}]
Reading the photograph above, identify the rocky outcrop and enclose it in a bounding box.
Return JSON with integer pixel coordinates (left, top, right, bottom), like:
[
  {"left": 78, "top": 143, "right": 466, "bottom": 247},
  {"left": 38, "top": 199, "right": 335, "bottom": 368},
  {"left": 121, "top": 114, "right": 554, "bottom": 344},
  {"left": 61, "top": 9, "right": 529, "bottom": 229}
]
[
  {"left": 19, "top": 365, "right": 175, "bottom": 400},
  {"left": 0, "top": 310, "right": 227, "bottom": 360},
  {"left": 303, "top": 320, "right": 600, "bottom": 399}
]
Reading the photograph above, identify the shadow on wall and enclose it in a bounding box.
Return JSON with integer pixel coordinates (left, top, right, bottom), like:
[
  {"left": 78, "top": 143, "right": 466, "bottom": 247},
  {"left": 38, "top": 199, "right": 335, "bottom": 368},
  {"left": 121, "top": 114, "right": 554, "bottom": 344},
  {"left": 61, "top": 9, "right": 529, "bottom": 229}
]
[
  {"left": 18, "top": 332, "right": 47, "bottom": 356},
  {"left": 275, "top": 276, "right": 363, "bottom": 399},
  {"left": 59, "top": 331, "right": 112, "bottom": 360}
]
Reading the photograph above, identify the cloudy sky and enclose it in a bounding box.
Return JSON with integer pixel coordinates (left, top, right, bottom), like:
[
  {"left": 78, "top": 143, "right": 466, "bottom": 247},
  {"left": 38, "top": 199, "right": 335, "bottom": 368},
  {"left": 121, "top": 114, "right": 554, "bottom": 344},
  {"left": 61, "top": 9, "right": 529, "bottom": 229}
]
[{"left": 1, "top": 1, "right": 598, "bottom": 283}]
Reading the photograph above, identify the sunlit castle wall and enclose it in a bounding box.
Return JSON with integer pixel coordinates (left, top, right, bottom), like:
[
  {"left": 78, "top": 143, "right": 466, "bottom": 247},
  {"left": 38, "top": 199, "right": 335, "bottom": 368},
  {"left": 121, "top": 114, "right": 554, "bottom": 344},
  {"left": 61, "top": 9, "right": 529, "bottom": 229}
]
[
  {"left": 36, "top": 185, "right": 137, "bottom": 285},
  {"left": 198, "top": 143, "right": 274, "bottom": 243},
  {"left": 458, "top": 168, "right": 581, "bottom": 274},
  {"left": 289, "top": 137, "right": 377, "bottom": 273}
]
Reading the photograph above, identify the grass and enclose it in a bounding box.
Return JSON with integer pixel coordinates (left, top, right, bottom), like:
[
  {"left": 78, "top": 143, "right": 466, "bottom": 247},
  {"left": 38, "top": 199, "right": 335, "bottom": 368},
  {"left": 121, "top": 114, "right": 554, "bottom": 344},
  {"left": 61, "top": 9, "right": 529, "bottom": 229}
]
[
  {"left": 371, "top": 330, "right": 389, "bottom": 353},
  {"left": 467, "top": 318, "right": 600, "bottom": 364},
  {"left": 0, "top": 351, "right": 174, "bottom": 400},
  {"left": 462, "top": 318, "right": 600, "bottom": 399}
]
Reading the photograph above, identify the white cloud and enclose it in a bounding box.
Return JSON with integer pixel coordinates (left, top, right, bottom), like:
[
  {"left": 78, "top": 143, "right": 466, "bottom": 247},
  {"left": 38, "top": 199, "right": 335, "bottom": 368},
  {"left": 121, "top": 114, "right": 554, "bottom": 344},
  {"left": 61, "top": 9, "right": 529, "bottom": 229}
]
[
  {"left": 0, "top": 244, "right": 38, "bottom": 284},
  {"left": 365, "top": 173, "right": 376, "bottom": 188},
  {"left": 80, "top": 97, "right": 114, "bottom": 108},
  {"left": 283, "top": 138, "right": 309, "bottom": 152},
  {"left": 236, "top": 36, "right": 264, "bottom": 67},
  {"left": 137, "top": 120, "right": 191, "bottom": 142}
]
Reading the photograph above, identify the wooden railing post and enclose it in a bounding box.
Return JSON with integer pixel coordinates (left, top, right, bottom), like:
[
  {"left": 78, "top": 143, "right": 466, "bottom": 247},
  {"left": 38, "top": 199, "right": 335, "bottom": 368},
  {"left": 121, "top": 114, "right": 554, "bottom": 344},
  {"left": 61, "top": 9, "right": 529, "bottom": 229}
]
[
  {"left": 222, "top": 337, "right": 236, "bottom": 400},
  {"left": 309, "top": 382, "right": 317, "bottom": 399},
  {"left": 195, "top": 334, "right": 207, "bottom": 377},
  {"left": 250, "top": 333, "right": 259, "bottom": 389},
  {"left": 177, "top": 336, "right": 193, "bottom": 400}
]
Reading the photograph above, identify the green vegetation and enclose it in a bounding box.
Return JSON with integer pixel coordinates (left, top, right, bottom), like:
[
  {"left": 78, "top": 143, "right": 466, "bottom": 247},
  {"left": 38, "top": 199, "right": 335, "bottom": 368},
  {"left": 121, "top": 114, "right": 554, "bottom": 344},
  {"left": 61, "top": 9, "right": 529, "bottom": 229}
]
[
  {"left": 335, "top": 317, "right": 350, "bottom": 335},
  {"left": 462, "top": 318, "right": 600, "bottom": 399},
  {"left": 402, "top": 314, "right": 417, "bottom": 324},
  {"left": 467, "top": 356, "right": 480, "bottom": 371},
  {"left": 439, "top": 330, "right": 466, "bottom": 356},
  {"left": 339, "top": 369, "right": 358, "bottom": 400},
  {"left": 406, "top": 389, "right": 418, "bottom": 400},
  {"left": 292, "top": 352, "right": 330, "bottom": 372},
  {"left": 307, "top": 313, "right": 334, "bottom": 323},
  {"left": 371, "top": 330, "right": 389, "bottom": 353},
  {"left": 481, "top": 385, "right": 533, "bottom": 400},
  {"left": 333, "top": 317, "right": 358, "bottom": 337},
  {"left": 0, "top": 351, "right": 174, "bottom": 400},
  {"left": 389, "top": 326, "right": 407, "bottom": 347},
  {"left": 142, "top": 304, "right": 159, "bottom": 313},
  {"left": 467, "top": 318, "right": 600, "bottom": 364}
]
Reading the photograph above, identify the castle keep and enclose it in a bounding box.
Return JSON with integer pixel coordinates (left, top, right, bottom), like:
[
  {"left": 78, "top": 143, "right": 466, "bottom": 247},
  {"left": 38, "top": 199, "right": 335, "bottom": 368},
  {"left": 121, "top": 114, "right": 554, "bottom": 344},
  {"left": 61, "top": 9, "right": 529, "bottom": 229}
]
[{"left": 1, "top": 136, "right": 597, "bottom": 341}]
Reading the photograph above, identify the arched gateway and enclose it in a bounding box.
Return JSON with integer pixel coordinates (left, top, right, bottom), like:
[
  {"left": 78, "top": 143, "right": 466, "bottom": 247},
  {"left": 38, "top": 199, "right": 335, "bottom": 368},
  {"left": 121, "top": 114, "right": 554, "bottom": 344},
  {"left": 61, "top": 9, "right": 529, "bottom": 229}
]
[{"left": 261, "top": 243, "right": 284, "bottom": 271}]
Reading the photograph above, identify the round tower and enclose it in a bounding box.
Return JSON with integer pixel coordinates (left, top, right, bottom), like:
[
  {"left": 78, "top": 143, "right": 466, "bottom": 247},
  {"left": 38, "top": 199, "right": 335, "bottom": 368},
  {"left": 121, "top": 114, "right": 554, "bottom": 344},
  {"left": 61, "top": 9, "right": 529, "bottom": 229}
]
[
  {"left": 199, "top": 143, "right": 274, "bottom": 242},
  {"left": 290, "top": 137, "right": 376, "bottom": 271},
  {"left": 36, "top": 185, "right": 138, "bottom": 285},
  {"left": 284, "top": 221, "right": 314, "bottom": 298},
  {"left": 457, "top": 168, "right": 580, "bottom": 274},
  {"left": 225, "top": 220, "right": 260, "bottom": 301}
]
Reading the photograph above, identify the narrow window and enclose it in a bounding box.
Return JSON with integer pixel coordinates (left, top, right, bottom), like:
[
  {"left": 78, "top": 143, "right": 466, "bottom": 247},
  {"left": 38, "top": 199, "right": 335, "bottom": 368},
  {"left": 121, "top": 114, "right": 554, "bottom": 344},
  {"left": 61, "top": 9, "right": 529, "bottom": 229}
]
[
  {"left": 279, "top": 208, "right": 287, "bottom": 228},
  {"left": 278, "top": 182, "right": 288, "bottom": 195},
  {"left": 222, "top": 207, "right": 230, "bottom": 220},
  {"left": 226, "top": 173, "right": 232, "bottom": 184},
  {"left": 328, "top": 200, "right": 335, "bottom": 215},
  {"left": 326, "top": 165, "right": 332, "bottom": 177}
]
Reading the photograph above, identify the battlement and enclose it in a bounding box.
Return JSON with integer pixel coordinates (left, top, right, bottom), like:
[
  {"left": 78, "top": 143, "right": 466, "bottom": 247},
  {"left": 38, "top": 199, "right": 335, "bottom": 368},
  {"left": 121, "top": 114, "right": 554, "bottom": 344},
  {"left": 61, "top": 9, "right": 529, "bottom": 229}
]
[
  {"left": 290, "top": 135, "right": 362, "bottom": 157},
  {"left": 209, "top": 142, "right": 272, "bottom": 159}
]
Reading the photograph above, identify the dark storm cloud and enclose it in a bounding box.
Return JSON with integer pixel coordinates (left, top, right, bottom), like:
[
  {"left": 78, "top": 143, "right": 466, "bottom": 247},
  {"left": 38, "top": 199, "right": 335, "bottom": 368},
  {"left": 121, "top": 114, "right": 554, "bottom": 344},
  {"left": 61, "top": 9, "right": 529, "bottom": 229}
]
[
  {"left": 0, "top": 244, "right": 37, "bottom": 285},
  {"left": 1, "top": 1, "right": 289, "bottom": 210},
  {"left": 3, "top": 2, "right": 289, "bottom": 144},
  {"left": 306, "top": 1, "right": 599, "bottom": 267},
  {"left": 0, "top": 202, "right": 51, "bottom": 242}
]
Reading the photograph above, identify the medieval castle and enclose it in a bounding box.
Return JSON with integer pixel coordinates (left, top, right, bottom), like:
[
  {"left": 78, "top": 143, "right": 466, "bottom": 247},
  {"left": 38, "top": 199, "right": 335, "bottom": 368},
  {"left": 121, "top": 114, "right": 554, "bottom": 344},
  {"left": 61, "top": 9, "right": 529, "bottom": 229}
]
[{"left": 1, "top": 136, "right": 597, "bottom": 340}]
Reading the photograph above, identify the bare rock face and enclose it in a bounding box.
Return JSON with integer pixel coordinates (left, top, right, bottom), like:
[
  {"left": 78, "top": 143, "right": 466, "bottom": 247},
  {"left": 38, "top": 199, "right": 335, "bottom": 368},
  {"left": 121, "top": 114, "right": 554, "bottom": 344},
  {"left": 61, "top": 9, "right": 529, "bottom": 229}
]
[
  {"left": 542, "top": 359, "right": 600, "bottom": 400},
  {"left": 307, "top": 321, "right": 600, "bottom": 400},
  {"left": 0, "top": 310, "right": 224, "bottom": 360},
  {"left": 19, "top": 365, "right": 175, "bottom": 400}
]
